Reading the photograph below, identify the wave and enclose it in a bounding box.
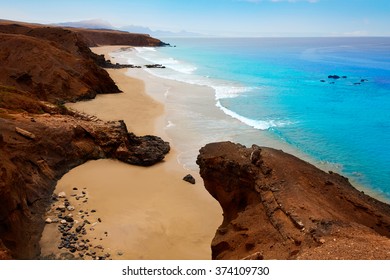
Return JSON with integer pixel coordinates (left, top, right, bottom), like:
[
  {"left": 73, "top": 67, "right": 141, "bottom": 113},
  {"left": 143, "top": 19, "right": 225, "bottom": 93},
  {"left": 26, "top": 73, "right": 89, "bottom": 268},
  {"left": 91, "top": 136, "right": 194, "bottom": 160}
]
[
  {"left": 216, "top": 101, "right": 290, "bottom": 131},
  {"left": 134, "top": 47, "right": 197, "bottom": 74},
  {"left": 122, "top": 47, "right": 290, "bottom": 131},
  {"left": 212, "top": 85, "right": 256, "bottom": 99}
]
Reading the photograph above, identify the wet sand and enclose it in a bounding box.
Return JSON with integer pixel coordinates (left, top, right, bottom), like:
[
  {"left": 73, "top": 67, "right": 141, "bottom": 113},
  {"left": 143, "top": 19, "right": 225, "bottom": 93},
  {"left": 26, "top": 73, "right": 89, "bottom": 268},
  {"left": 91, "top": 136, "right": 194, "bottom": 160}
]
[{"left": 39, "top": 46, "right": 221, "bottom": 260}]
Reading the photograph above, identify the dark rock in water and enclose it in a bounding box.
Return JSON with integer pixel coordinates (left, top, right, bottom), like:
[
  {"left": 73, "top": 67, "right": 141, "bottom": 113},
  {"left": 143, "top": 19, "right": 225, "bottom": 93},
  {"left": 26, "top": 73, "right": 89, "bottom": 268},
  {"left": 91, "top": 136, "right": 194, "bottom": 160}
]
[
  {"left": 328, "top": 75, "right": 341, "bottom": 79},
  {"left": 183, "top": 174, "right": 196, "bottom": 184},
  {"left": 354, "top": 82, "right": 361, "bottom": 85},
  {"left": 361, "top": 79, "right": 368, "bottom": 82},
  {"left": 320, "top": 80, "right": 326, "bottom": 82},
  {"left": 145, "top": 64, "right": 166, "bottom": 69},
  {"left": 342, "top": 76, "right": 347, "bottom": 79},
  {"left": 197, "top": 141, "right": 390, "bottom": 260}
]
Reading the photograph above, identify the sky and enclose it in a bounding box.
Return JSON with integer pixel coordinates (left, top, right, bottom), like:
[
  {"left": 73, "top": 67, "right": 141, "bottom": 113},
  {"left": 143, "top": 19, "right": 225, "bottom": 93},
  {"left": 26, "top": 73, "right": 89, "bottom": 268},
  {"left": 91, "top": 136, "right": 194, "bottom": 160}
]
[{"left": 1, "top": 0, "right": 390, "bottom": 36}]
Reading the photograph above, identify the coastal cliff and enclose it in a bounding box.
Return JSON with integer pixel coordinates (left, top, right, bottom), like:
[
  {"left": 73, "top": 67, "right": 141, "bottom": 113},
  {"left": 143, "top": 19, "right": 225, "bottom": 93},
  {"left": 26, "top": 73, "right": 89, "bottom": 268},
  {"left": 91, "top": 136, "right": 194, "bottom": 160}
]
[
  {"left": 0, "top": 20, "right": 169, "bottom": 259},
  {"left": 197, "top": 142, "right": 390, "bottom": 260}
]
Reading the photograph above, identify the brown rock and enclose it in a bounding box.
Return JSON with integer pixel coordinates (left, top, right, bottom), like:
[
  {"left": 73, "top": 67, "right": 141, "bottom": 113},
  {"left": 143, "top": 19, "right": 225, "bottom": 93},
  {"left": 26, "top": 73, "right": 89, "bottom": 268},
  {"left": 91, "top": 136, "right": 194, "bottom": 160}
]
[
  {"left": 0, "top": 20, "right": 171, "bottom": 260},
  {"left": 197, "top": 142, "right": 390, "bottom": 260}
]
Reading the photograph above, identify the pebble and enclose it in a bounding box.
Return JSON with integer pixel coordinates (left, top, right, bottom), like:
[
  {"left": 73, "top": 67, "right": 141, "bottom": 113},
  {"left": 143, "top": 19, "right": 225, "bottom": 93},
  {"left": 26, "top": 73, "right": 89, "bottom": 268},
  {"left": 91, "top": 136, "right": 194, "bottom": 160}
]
[
  {"left": 67, "top": 206, "right": 75, "bottom": 211},
  {"left": 60, "top": 220, "right": 67, "bottom": 224},
  {"left": 45, "top": 218, "right": 53, "bottom": 224},
  {"left": 73, "top": 187, "right": 78, "bottom": 191},
  {"left": 58, "top": 192, "right": 66, "bottom": 198}
]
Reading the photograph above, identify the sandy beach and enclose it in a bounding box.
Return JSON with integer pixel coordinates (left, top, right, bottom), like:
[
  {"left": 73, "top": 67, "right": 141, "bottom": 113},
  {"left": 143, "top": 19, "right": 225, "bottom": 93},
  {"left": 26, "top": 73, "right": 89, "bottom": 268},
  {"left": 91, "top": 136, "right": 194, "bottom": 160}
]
[{"left": 39, "top": 46, "right": 221, "bottom": 260}]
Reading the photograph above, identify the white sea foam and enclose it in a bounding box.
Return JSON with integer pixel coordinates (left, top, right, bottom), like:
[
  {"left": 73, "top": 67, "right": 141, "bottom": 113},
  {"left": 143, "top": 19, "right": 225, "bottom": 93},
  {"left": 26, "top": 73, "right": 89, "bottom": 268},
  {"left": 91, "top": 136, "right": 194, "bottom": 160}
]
[
  {"left": 134, "top": 47, "right": 197, "bottom": 74},
  {"left": 212, "top": 85, "right": 255, "bottom": 99},
  {"left": 120, "top": 47, "right": 286, "bottom": 132},
  {"left": 216, "top": 101, "right": 290, "bottom": 131},
  {"left": 166, "top": 121, "right": 176, "bottom": 128}
]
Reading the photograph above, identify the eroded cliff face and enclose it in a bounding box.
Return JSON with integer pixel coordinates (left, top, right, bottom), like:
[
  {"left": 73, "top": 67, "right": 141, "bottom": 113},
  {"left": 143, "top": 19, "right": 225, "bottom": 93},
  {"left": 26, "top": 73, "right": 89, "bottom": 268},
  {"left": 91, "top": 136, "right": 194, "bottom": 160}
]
[
  {"left": 0, "top": 20, "right": 170, "bottom": 259},
  {"left": 0, "top": 22, "right": 121, "bottom": 103},
  {"left": 0, "top": 111, "right": 169, "bottom": 259},
  {"left": 197, "top": 142, "right": 390, "bottom": 260}
]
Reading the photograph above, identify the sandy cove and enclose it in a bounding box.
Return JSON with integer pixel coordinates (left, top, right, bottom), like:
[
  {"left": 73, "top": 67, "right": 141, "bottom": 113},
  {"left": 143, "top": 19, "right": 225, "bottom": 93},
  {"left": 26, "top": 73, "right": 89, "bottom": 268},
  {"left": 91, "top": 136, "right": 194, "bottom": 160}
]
[{"left": 39, "top": 46, "right": 221, "bottom": 260}]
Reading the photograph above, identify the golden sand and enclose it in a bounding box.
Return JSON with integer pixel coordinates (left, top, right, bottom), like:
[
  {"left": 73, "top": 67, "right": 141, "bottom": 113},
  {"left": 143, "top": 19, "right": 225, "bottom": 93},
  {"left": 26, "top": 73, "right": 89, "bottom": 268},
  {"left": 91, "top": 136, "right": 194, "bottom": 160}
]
[{"left": 39, "top": 46, "right": 221, "bottom": 260}]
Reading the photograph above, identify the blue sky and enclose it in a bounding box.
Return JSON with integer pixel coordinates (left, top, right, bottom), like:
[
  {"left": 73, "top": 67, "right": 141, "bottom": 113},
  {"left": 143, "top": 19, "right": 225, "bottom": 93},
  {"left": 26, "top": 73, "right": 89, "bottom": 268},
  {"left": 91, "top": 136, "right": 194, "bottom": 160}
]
[{"left": 1, "top": 0, "right": 390, "bottom": 36}]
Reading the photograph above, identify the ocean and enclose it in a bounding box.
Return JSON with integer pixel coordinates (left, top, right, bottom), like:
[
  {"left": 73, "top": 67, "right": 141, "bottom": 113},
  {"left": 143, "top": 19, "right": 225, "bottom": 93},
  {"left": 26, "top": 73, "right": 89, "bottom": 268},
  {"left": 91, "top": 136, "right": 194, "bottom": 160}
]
[{"left": 113, "top": 37, "right": 390, "bottom": 201}]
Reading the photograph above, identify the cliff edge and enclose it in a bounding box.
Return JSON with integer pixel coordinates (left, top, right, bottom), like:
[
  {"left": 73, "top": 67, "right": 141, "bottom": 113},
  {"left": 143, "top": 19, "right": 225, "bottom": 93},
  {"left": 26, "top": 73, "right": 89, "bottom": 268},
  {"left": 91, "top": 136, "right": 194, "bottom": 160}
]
[
  {"left": 197, "top": 142, "right": 390, "bottom": 260},
  {"left": 0, "top": 20, "right": 170, "bottom": 259}
]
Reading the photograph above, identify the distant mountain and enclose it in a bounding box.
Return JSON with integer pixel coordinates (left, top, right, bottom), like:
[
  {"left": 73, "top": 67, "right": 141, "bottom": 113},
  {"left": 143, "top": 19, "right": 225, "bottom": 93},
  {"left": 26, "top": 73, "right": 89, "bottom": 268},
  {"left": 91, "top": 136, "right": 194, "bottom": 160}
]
[
  {"left": 54, "top": 19, "right": 114, "bottom": 30},
  {"left": 54, "top": 20, "right": 205, "bottom": 37},
  {"left": 121, "top": 25, "right": 205, "bottom": 37}
]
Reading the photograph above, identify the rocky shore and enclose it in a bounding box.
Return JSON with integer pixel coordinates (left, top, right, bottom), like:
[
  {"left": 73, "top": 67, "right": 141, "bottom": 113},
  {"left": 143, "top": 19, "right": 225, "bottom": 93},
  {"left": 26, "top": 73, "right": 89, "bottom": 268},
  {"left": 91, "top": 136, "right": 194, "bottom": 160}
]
[
  {"left": 0, "top": 20, "right": 170, "bottom": 259},
  {"left": 197, "top": 142, "right": 390, "bottom": 260}
]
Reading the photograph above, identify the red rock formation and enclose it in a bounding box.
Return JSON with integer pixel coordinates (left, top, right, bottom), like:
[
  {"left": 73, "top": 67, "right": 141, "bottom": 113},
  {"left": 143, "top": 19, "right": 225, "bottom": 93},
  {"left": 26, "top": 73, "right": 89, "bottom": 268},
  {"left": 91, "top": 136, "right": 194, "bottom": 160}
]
[
  {"left": 197, "top": 142, "right": 390, "bottom": 260},
  {"left": 74, "top": 28, "right": 167, "bottom": 47},
  {"left": 0, "top": 20, "right": 170, "bottom": 259},
  {"left": 0, "top": 110, "right": 169, "bottom": 259},
  {"left": 0, "top": 21, "right": 122, "bottom": 103}
]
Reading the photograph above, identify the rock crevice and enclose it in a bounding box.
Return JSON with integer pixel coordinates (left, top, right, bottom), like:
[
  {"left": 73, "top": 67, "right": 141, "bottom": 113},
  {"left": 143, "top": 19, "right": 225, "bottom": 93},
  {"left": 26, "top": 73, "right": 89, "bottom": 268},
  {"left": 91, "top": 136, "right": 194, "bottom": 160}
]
[{"left": 197, "top": 142, "right": 390, "bottom": 260}]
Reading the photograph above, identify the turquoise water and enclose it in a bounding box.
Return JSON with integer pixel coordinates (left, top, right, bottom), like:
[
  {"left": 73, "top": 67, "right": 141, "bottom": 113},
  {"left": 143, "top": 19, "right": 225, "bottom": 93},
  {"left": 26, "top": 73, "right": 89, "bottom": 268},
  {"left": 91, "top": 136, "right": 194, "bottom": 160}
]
[{"left": 128, "top": 37, "right": 390, "bottom": 200}]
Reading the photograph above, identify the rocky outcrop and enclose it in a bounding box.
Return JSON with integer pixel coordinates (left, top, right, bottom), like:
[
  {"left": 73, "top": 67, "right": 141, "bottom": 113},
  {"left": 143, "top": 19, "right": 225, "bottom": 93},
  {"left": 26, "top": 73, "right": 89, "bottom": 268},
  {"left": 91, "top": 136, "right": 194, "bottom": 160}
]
[
  {"left": 0, "top": 19, "right": 171, "bottom": 259},
  {"left": 74, "top": 28, "right": 169, "bottom": 47},
  {"left": 0, "top": 112, "right": 169, "bottom": 259},
  {"left": 197, "top": 142, "right": 390, "bottom": 260},
  {"left": 0, "top": 24, "right": 121, "bottom": 103}
]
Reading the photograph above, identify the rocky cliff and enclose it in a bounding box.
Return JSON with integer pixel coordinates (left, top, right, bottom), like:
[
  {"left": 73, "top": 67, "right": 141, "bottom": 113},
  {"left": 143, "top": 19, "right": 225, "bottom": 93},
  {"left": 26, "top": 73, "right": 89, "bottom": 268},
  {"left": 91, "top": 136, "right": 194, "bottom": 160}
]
[
  {"left": 197, "top": 142, "right": 390, "bottom": 260},
  {"left": 74, "top": 28, "right": 168, "bottom": 47},
  {"left": 0, "top": 20, "right": 170, "bottom": 259}
]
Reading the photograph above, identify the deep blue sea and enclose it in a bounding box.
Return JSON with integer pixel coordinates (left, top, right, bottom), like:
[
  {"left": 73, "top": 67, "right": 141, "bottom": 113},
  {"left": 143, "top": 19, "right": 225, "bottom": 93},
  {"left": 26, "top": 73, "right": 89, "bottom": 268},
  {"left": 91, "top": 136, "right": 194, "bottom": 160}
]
[{"left": 126, "top": 37, "right": 390, "bottom": 200}]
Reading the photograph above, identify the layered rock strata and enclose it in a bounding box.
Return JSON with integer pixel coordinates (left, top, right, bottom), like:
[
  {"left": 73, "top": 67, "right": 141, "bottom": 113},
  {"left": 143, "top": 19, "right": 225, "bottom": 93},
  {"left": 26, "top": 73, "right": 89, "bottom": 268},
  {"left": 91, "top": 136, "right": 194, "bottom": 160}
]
[{"left": 197, "top": 142, "right": 390, "bottom": 260}]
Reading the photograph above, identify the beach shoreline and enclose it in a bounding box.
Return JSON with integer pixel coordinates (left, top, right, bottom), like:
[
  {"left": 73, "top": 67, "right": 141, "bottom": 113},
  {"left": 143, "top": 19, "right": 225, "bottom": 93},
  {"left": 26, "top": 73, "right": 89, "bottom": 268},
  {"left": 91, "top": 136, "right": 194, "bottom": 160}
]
[{"left": 39, "top": 46, "right": 222, "bottom": 260}]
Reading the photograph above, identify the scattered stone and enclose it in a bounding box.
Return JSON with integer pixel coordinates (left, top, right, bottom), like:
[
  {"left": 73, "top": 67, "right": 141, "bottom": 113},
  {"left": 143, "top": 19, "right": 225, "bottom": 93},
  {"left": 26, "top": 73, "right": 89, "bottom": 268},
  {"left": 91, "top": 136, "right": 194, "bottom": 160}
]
[
  {"left": 183, "top": 174, "right": 196, "bottom": 184},
  {"left": 58, "top": 192, "right": 66, "bottom": 198},
  {"left": 91, "top": 209, "right": 96, "bottom": 213},
  {"left": 73, "top": 187, "right": 78, "bottom": 191},
  {"left": 45, "top": 218, "right": 53, "bottom": 224},
  {"left": 117, "top": 251, "right": 124, "bottom": 256},
  {"left": 75, "top": 225, "right": 84, "bottom": 233},
  {"left": 60, "top": 220, "right": 67, "bottom": 224},
  {"left": 67, "top": 206, "right": 75, "bottom": 211},
  {"left": 328, "top": 75, "right": 340, "bottom": 79},
  {"left": 98, "top": 218, "right": 102, "bottom": 223},
  {"left": 65, "top": 216, "right": 74, "bottom": 223}
]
